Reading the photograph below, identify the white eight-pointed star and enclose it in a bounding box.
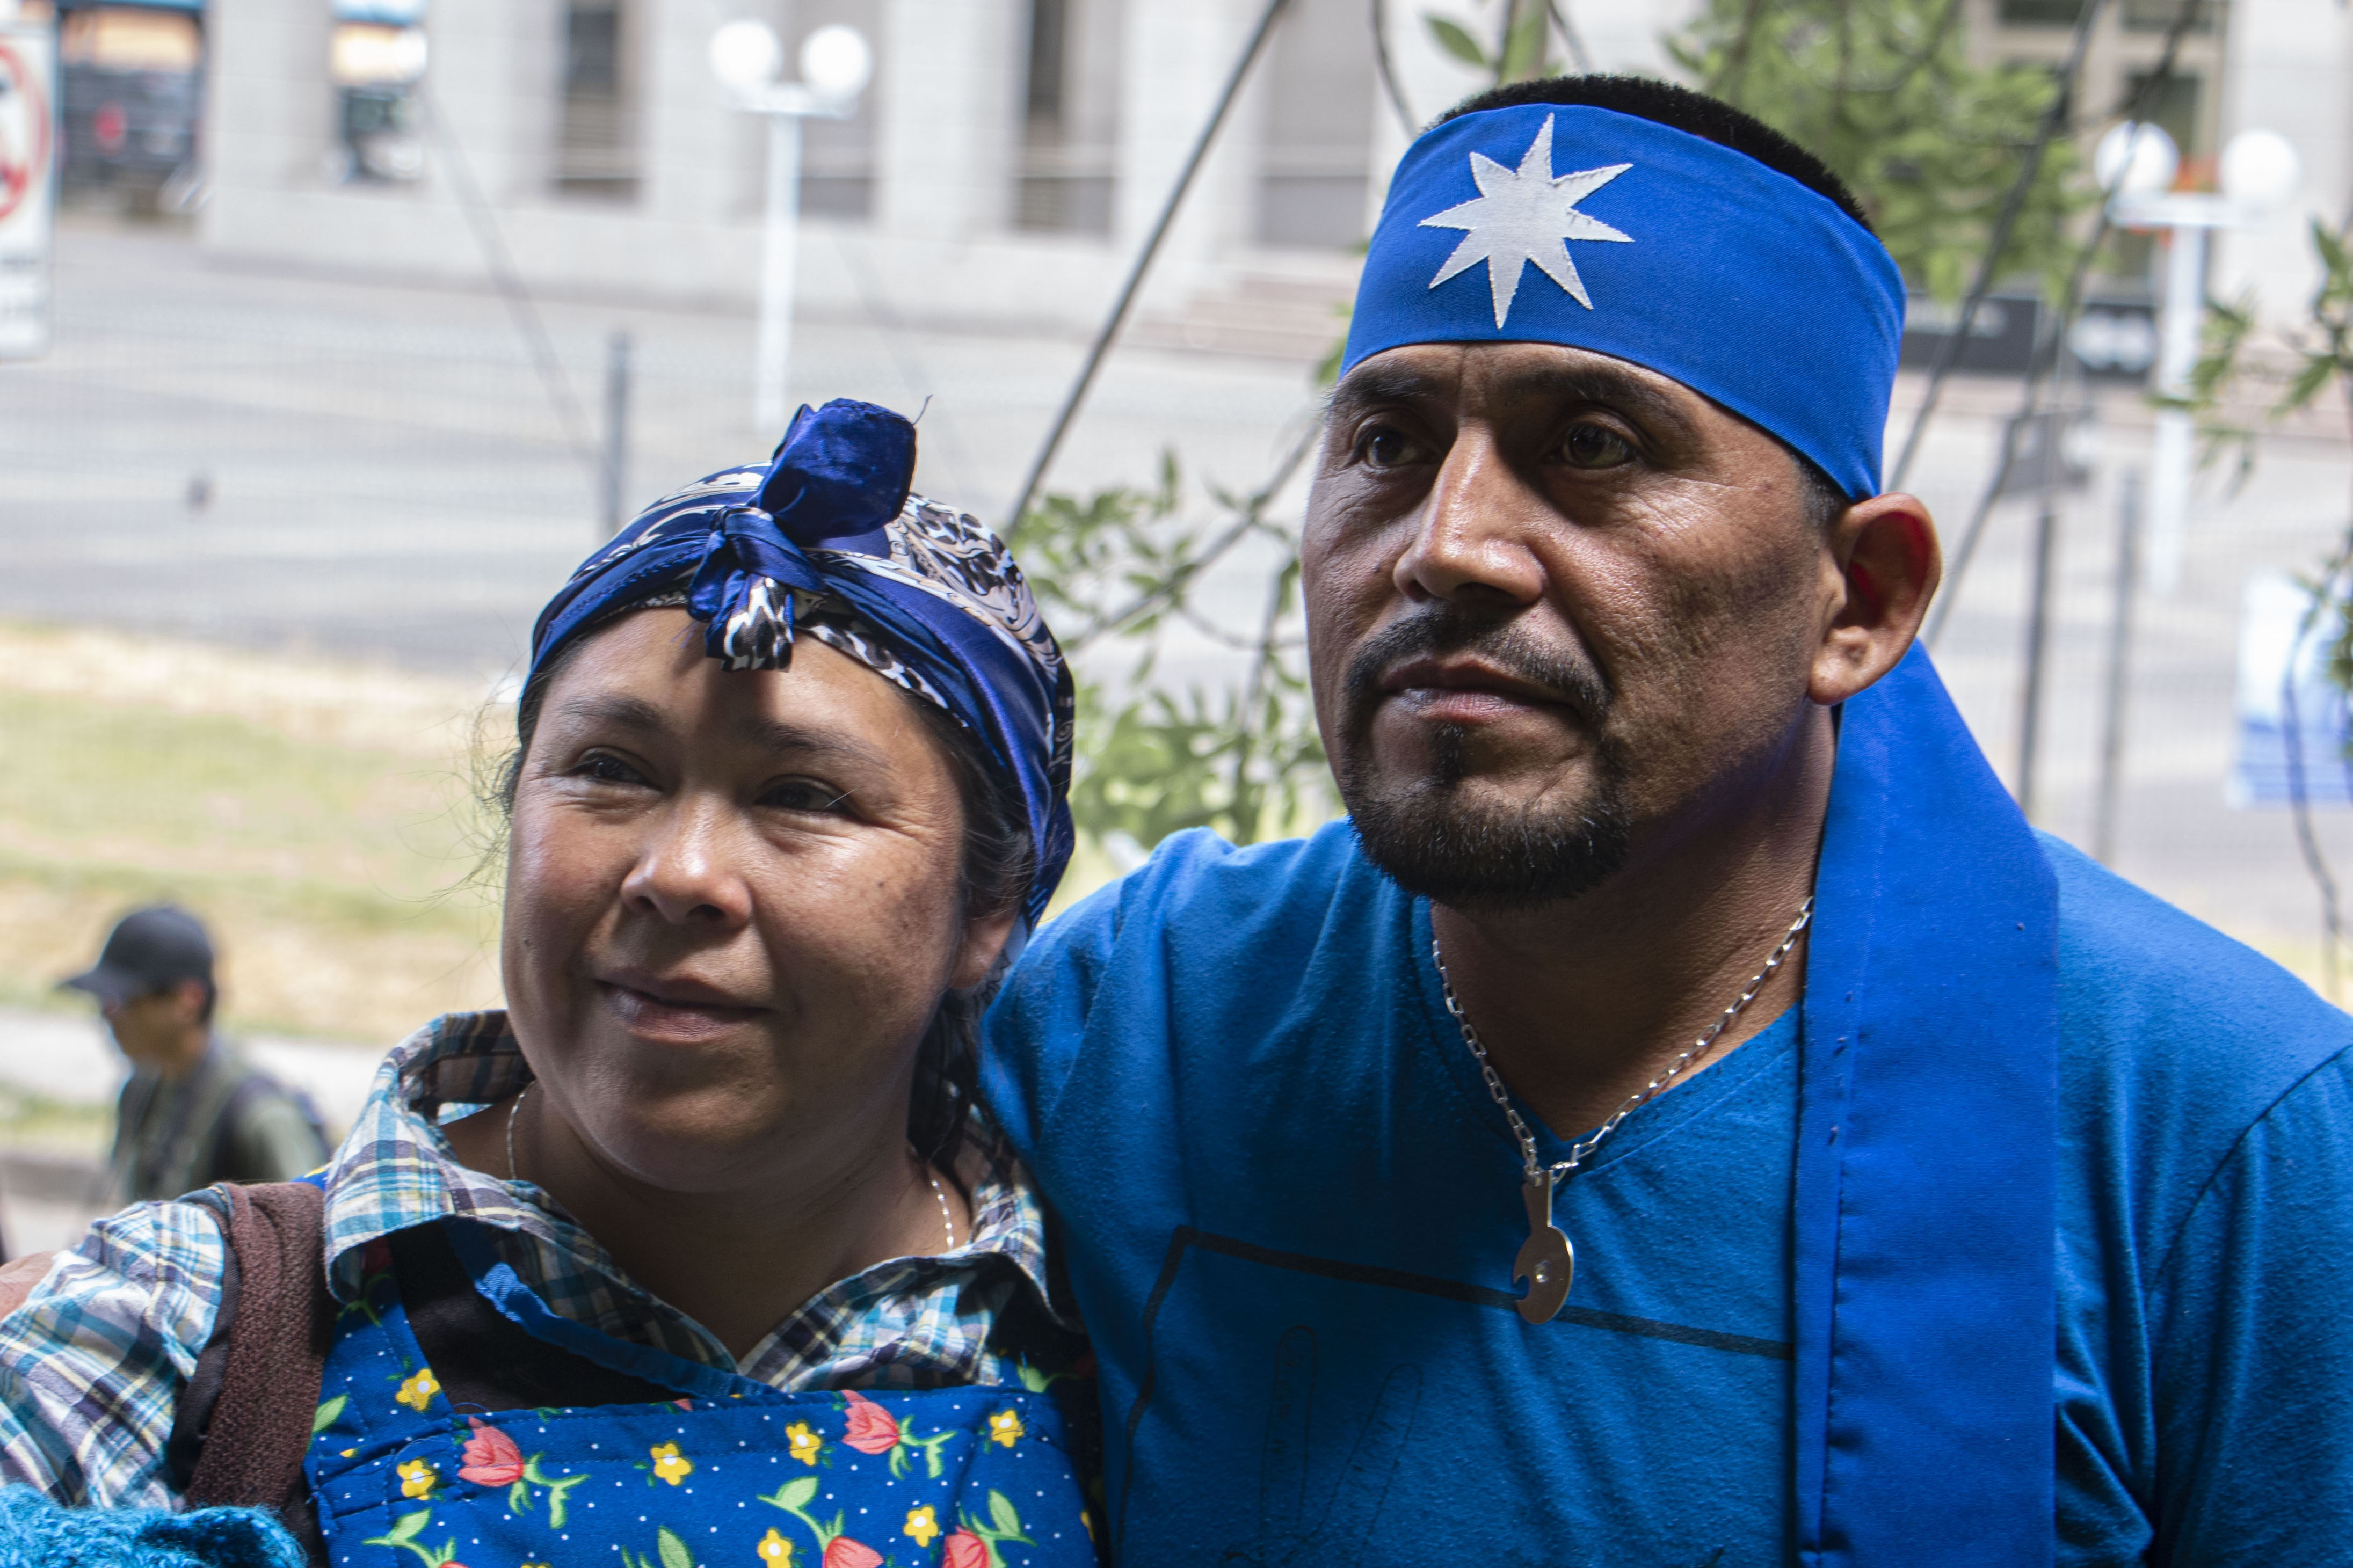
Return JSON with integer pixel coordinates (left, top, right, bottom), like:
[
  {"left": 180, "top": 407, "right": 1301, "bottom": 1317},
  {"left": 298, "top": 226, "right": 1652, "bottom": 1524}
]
[{"left": 1420, "top": 115, "right": 1633, "bottom": 327}]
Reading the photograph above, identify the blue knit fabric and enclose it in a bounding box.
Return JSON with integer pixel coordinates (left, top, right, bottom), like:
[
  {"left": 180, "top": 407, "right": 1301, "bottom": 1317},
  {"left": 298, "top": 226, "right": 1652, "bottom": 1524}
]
[{"left": 0, "top": 1486, "right": 304, "bottom": 1568}]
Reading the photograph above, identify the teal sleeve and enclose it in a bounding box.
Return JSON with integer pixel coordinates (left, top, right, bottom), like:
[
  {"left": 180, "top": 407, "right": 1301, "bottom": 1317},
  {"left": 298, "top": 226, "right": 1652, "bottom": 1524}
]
[{"left": 2148, "top": 1046, "right": 2353, "bottom": 1562}]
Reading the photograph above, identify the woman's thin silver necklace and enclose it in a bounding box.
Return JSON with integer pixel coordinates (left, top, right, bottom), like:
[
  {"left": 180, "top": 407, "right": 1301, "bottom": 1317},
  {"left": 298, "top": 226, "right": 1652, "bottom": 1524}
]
[
  {"left": 1432, "top": 895, "right": 1813, "bottom": 1324},
  {"left": 920, "top": 1157, "right": 957, "bottom": 1251},
  {"left": 505, "top": 1084, "right": 530, "bottom": 1183}
]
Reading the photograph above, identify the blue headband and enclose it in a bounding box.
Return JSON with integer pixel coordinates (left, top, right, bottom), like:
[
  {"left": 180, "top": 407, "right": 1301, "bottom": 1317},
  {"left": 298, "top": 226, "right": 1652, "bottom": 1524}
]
[
  {"left": 1345, "top": 104, "right": 1905, "bottom": 500},
  {"left": 526, "top": 399, "right": 1076, "bottom": 928}
]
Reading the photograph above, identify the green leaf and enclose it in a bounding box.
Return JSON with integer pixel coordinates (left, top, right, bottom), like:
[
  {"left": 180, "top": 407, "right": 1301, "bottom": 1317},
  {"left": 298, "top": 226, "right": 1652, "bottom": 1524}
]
[
  {"left": 760, "top": 1476, "right": 820, "bottom": 1512},
  {"left": 987, "top": 1491, "right": 1022, "bottom": 1536},
  {"left": 657, "top": 1526, "right": 696, "bottom": 1568},
  {"left": 508, "top": 1479, "right": 529, "bottom": 1515},
  {"left": 386, "top": 1511, "right": 430, "bottom": 1545},
  {"left": 311, "top": 1394, "right": 347, "bottom": 1435},
  {"left": 1423, "top": 14, "right": 1489, "bottom": 67},
  {"left": 1501, "top": 0, "right": 1551, "bottom": 80},
  {"left": 2280, "top": 354, "right": 2336, "bottom": 415},
  {"left": 2313, "top": 218, "right": 2352, "bottom": 283}
]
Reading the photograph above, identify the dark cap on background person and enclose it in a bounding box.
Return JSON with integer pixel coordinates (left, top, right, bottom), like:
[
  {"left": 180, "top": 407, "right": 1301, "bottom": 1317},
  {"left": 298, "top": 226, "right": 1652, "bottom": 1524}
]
[{"left": 57, "top": 905, "right": 215, "bottom": 1009}]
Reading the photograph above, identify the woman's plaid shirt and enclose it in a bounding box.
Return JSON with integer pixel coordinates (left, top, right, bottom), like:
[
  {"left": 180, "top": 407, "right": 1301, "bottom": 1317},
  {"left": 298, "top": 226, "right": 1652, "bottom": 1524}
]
[{"left": 0, "top": 1011, "right": 1067, "bottom": 1509}]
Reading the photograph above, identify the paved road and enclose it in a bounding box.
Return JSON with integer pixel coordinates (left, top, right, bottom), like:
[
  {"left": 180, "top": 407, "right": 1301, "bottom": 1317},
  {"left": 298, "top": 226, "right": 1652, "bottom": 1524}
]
[{"left": 0, "top": 218, "right": 1319, "bottom": 682}]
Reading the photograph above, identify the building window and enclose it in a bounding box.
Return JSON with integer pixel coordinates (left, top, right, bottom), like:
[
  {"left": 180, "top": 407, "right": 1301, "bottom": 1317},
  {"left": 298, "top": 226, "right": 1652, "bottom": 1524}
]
[
  {"left": 1016, "top": 0, "right": 1114, "bottom": 235},
  {"left": 329, "top": 0, "right": 428, "bottom": 185},
  {"left": 1998, "top": 0, "right": 2217, "bottom": 30},
  {"left": 1253, "top": 0, "right": 1374, "bottom": 250},
  {"left": 797, "top": 4, "right": 880, "bottom": 223},
  {"left": 2122, "top": 0, "right": 2217, "bottom": 32},
  {"left": 556, "top": 0, "right": 638, "bottom": 202}
]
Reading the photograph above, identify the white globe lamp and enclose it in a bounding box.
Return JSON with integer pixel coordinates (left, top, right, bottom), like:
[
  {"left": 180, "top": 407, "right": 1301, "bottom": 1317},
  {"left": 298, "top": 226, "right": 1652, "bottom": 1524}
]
[
  {"left": 798, "top": 25, "right": 874, "bottom": 101},
  {"left": 2094, "top": 121, "right": 2179, "bottom": 199},
  {"left": 708, "top": 18, "right": 784, "bottom": 96},
  {"left": 2220, "top": 128, "right": 2301, "bottom": 211}
]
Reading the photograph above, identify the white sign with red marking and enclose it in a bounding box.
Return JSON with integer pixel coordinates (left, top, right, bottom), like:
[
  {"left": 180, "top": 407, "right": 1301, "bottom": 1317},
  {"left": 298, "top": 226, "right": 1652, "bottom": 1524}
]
[{"left": 0, "top": 13, "right": 56, "bottom": 360}]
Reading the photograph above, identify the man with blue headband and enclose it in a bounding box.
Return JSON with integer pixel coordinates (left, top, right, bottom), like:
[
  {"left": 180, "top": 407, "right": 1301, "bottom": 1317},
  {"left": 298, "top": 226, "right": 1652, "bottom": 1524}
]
[{"left": 984, "top": 77, "right": 2353, "bottom": 1563}]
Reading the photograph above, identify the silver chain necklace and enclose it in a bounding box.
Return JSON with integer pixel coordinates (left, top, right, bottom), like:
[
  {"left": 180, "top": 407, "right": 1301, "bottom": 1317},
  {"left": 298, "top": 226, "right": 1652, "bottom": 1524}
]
[{"left": 1432, "top": 895, "right": 1813, "bottom": 1323}]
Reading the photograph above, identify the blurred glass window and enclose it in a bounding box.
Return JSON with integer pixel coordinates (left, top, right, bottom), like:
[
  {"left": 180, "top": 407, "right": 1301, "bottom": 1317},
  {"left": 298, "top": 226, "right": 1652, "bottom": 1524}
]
[
  {"left": 556, "top": 0, "right": 638, "bottom": 202},
  {"left": 59, "top": 9, "right": 200, "bottom": 73},
  {"left": 2123, "top": 0, "right": 2219, "bottom": 31},
  {"left": 329, "top": 3, "right": 427, "bottom": 185},
  {"left": 1994, "top": 0, "right": 2088, "bottom": 26},
  {"left": 330, "top": 24, "right": 427, "bottom": 88},
  {"left": 1016, "top": 0, "right": 1113, "bottom": 235},
  {"left": 1254, "top": 0, "right": 1372, "bottom": 251}
]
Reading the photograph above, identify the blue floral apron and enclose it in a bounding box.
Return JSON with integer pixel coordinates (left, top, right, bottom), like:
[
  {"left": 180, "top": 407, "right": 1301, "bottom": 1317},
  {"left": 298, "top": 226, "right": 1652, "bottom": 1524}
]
[{"left": 305, "top": 1222, "right": 1099, "bottom": 1568}]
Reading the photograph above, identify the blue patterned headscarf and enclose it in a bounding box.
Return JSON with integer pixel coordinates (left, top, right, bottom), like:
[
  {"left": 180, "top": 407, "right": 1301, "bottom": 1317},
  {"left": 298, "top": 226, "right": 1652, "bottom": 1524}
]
[{"left": 526, "top": 399, "right": 1076, "bottom": 927}]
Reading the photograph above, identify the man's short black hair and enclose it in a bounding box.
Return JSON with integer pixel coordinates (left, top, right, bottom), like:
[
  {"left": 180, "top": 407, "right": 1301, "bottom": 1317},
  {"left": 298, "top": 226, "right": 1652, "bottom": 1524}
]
[{"left": 1434, "top": 75, "right": 1873, "bottom": 237}]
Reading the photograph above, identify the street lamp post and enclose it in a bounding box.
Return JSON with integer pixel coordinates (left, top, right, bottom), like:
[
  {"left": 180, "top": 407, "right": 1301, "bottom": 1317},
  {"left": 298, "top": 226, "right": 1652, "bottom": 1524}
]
[
  {"left": 2102, "top": 122, "right": 2302, "bottom": 592},
  {"left": 709, "top": 20, "right": 874, "bottom": 436}
]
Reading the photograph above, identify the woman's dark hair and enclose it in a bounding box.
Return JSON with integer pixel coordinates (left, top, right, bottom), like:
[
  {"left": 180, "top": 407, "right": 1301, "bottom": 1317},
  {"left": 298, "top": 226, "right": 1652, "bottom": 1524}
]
[
  {"left": 496, "top": 625, "right": 1034, "bottom": 1171},
  {"left": 900, "top": 696, "right": 1036, "bottom": 1169}
]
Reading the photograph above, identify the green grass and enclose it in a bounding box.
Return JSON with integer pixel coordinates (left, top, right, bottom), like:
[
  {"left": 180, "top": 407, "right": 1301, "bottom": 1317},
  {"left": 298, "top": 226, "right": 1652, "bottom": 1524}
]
[{"left": 0, "top": 685, "right": 503, "bottom": 1044}]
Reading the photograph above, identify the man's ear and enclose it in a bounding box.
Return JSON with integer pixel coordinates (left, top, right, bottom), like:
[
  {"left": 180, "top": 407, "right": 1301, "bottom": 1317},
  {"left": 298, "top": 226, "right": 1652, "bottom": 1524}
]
[{"left": 1811, "top": 491, "right": 1942, "bottom": 708}]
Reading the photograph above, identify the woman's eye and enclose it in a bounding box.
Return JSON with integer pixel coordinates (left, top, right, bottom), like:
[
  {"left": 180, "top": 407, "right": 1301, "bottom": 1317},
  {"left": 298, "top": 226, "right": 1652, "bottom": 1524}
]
[
  {"left": 1558, "top": 423, "right": 1633, "bottom": 469},
  {"left": 762, "top": 779, "right": 851, "bottom": 815},
  {"left": 576, "top": 751, "right": 648, "bottom": 786}
]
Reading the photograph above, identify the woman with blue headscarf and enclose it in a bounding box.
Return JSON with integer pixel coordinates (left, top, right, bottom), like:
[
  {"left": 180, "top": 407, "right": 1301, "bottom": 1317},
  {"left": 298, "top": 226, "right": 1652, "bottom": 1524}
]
[{"left": 0, "top": 401, "right": 1096, "bottom": 1568}]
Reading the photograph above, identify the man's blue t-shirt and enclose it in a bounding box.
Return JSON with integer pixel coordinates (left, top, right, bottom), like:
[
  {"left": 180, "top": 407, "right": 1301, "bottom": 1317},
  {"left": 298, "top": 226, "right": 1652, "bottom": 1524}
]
[{"left": 982, "top": 821, "right": 2353, "bottom": 1565}]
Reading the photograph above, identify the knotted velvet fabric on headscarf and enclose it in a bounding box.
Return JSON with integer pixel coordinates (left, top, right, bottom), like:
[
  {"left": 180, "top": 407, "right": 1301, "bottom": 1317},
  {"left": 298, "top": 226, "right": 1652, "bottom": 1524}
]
[{"left": 526, "top": 399, "right": 1076, "bottom": 927}]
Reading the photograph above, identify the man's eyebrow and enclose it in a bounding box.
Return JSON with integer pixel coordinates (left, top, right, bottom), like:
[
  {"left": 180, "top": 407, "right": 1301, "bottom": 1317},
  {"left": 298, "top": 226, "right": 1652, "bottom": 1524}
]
[
  {"left": 1502, "top": 363, "right": 1700, "bottom": 439},
  {"left": 1325, "top": 363, "right": 1451, "bottom": 423},
  {"left": 1324, "top": 358, "right": 1702, "bottom": 441}
]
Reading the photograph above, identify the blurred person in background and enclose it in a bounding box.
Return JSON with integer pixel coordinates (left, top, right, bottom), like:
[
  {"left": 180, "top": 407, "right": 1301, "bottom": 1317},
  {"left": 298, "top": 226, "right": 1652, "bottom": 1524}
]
[
  {"left": 60, "top": 904, "right": 327, "bottom": 1201},
  {"left": 0, "top": 402, "right": 1099, "bottom": 1568}
]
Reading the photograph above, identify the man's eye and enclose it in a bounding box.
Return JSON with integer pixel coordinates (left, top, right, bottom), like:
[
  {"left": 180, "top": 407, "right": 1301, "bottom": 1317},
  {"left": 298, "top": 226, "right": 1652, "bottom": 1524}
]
[
  {"left": 763, "top": 779, "right": 851, "bottom": 815},
  {"left": 1558, "top": 424, "right": 1633, "bottom": 469},
  {"left": 1359, "top": 425, "right": 1419, "bottom": 467}
]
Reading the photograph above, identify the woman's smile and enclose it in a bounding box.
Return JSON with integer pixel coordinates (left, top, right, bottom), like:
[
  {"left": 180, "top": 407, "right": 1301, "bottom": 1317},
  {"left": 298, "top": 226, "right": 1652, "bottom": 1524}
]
[{"left": 594, "top": 967, "right": 769, "bottom": 1044}]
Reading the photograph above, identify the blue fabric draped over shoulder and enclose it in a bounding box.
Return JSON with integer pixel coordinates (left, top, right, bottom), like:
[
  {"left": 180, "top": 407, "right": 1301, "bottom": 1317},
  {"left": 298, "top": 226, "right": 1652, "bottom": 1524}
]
[{"left": 525, "top": 399, "right": 1076, "bottom": 925}]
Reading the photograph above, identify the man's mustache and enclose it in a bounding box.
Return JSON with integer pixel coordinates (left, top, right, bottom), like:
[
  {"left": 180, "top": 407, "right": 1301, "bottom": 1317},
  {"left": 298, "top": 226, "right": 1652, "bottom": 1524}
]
[{"left": 1340, "top": 607, "right": 1611, "bottom": 726}]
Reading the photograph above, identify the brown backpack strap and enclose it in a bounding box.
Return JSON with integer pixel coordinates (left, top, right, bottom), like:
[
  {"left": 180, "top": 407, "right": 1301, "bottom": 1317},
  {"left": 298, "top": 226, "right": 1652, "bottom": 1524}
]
[{"left": 178, "top": 1180, "right": 334, "bottom": 1562}]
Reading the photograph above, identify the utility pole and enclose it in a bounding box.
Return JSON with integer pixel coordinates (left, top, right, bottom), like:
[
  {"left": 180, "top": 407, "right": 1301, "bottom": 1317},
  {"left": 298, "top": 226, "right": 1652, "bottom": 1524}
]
[
  {"left": 2016, "top": 486, "right": 2061, "bottom": 821},
  {"left": 601, "top": 330, "right": 632, "bottom": 536},
  {"left": 2091, "top": 471, "right": 2142, "bottom": 863}
]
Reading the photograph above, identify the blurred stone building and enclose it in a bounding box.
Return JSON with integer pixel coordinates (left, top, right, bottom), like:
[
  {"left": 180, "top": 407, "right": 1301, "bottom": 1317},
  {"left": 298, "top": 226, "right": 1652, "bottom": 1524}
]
[{"left": 198, "top": 0, "right": 2347, "bottom": 340}]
